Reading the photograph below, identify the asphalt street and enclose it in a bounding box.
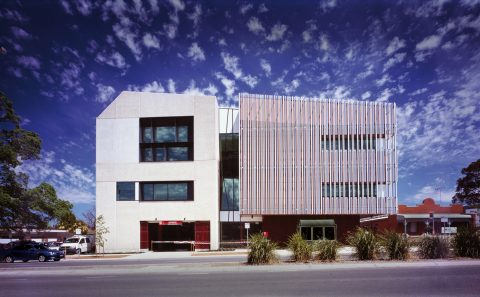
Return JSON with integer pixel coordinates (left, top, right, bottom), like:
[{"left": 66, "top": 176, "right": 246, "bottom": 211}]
[{"left": 1, "top": 258, "right": 480, "bottom": 297}]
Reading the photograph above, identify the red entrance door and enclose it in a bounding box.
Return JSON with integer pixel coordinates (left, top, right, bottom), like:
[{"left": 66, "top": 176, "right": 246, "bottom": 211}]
[
  {"left": 195, "top": 221, "right": 210, "bottom": 250},
  {"left": 140, "top": 221, "right": 149, "bottom": 249}
]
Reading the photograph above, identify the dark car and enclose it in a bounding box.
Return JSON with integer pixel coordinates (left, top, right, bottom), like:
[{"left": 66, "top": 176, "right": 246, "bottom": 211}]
[{"left": 1, "top": 243, "right": 64, "bottom": 263}]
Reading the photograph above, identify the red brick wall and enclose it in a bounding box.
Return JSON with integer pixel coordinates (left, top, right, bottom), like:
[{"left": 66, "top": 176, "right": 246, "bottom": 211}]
[
  {"left": 262, "top": 215, "right": 360, "bottom": 245},
  {"left": 399, "top": 198, "right": 464, "bottom": 214}
]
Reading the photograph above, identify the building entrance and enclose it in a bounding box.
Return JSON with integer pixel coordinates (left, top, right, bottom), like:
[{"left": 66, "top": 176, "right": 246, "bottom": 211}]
[{"left": 140, "top": 221, "right": 210, "bottom": 251}]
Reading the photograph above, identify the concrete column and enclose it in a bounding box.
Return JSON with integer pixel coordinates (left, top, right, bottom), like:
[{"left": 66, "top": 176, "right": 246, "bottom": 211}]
[{"left": 210, "top": 220, "right": 219, "bottom": 250}]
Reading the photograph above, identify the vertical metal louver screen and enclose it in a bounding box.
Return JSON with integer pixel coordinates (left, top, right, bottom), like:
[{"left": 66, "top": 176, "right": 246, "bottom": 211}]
[{"left": 239, "top": 94, "right": 397, "bottom": 215}]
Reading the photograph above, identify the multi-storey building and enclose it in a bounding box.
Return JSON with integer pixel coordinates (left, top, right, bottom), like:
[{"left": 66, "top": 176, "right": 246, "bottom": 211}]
[{"left": 96, "top": 92, "right": 397, "bottom": 252}]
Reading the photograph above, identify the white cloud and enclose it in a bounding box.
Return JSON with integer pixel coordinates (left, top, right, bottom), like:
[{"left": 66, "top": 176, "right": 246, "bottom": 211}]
[
  {"left": 187, "top": 42, "right": 206, "bottom": 61},
  {"left": 143, "top": 33, "right": 160, "bottom": 49},
  {"left": 74, "top": 0, "right": 93, "bottom": 16},
  {"left": 113, "top": 23, "right": 142, "bottom": 60},
  {"left": 375, "top": 74, "right": 390, "bottom": 87},
  {"left": 247, "top": 17, "right": 265, "bottom": 35},
  {"left": 167, "top": 78, "right": 176, "bottom": 93},
  {"left": 164, "top": 23, "right": 177, "bottom": 39},
  {"left": 215, "top": 72, "right": 236, "bottom": 97},
  {"left": 416, "top": 34, "right": 442, "bottom": 50},
  {"left": 383, "top": 52, "right": 406, "bottom": 71},
  {"left": 95, "top": 51, "right": 128, "bottom": 69},
  {"left": 386, "top": 36, "right": 405, "bottom": 56},
  {"left": 284, "top": 79, "right": 300, "bottom": 94},
  {"left": 129, "top": 81, "right": 165, "bottom": 93},
  {"left": 407, "top": 185, "right": 456, "bottom": 205},
  {"left": 258, "top": 3, "right": 268, "bottom": 13},
  {"left": 320, "top": 0, "right": 337, "bottom": 12},
  {"left": 319, "top": 34, "right": 329, "bottom": 51},
  {"left": 183, "top": 80, "right": 218, "bottom": 96},
  {"left": 409, "top": 88, "right": 428, "bottom": 96},
  {"left": 240, "top": 3, "right": 253, "bottom": 14},
  {"left": 168, "top": 0, "right": 185, "bottom": 11},
  {"left": 260, "top": 59, "right": 272, "bottom": 77},
  {"left": 267, "top": 23, "right": 288, "bottom": 41},
  {"left": 188, "top": 4, "right": 202, "bottom": 27},
  {"left": 17, "top": 56, "right": 41, "bottom": 70},
  {"left": 376, "top": 88, "right": 393, "bottom": 102},
  {"left": 16, "top": 151, "right": 95, "bottom": 204},
  {"left": 11, "top": 26, "right": 31, "bottom": 39},
  {"left": 220, "top": 52, "right": 258, "bottom": 88},
  {"left": 302, "top": 22, "right": 317, "bottom": 43},
  {"left": 96, "top": 83, "right": 116, "bottom": 103},
  {"left": 357, "top": 64, "right": 374, "bottom": 79},
  {"left": 361, "top": 91, "right": 371, "bottom": 100}
]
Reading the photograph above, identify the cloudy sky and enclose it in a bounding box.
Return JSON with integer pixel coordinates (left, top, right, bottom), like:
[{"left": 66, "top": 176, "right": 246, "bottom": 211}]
[{"left": 1, "top": 0, "right": 479, "bottom": 217}]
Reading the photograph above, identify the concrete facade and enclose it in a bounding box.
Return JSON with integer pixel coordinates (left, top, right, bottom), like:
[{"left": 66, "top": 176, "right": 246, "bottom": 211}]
[{"left": 96, "top": 92, "right": 219, "bottom": 252}]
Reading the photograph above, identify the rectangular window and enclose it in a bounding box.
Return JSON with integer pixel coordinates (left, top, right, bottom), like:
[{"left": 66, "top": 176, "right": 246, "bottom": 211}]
[
  {"left": 140, "top": 117, "right": 193, "bottom": 162},
  {"left": 177, "top": 126, "right": 188, "bottom": 142},
  {"left": 168, "top": 147, "right": 188, "bottom": 161},
  {"left": 155, "top": 126, "right": 176, "bottom": 143},
  {"left": 117, "top": 182, "right": 135, "bottom": 201},
  {"left": 143, "top": 127, "right": 153, "bottom": 143},
  {"left": 141, "top": 182, "right": 193, "bottom": 201},
  {"left": 143, "top": 148, "right": 153, "bottom": 162}
]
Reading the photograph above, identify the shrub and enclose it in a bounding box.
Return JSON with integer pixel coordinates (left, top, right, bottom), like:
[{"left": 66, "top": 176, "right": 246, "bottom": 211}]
[
  {"left": 315, "top": 240, "right": 339, "bottom": 261},
  {"left": 417, "top": 235, "right": 449, "bottom": 259},
  {"left": 452, "top": 227, "right": 480, "bottom": 258},
  {"left": 247, "top": 233, "right": 278, "bottom": 265},
  {"left": 380, "top": 231, "right": 410, "bottom": 260},
  {"left": 347, "top": 228, "right": 379, "bottom": 260},
  {"left": 287, "top": 231, "right": 313, "bottom": 262}
]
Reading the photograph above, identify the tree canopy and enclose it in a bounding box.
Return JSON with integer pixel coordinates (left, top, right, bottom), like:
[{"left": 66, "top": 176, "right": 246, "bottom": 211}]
[
  {"left": 452, "top": 159, "right": 480, "bottom": 206},
  {"left": 0, "top": 92, "right": 77, "bottom": 233}
]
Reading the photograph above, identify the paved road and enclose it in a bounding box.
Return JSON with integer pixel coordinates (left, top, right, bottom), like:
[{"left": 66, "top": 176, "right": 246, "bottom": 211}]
[{"left": 1, "top": 259, "right": 480, "bottom": 297}]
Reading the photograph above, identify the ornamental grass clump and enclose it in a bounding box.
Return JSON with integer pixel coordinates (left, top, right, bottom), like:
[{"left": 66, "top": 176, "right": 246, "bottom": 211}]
[
  {"left": 380, "top": 230, "right": 410, "bottom": 260},
  {"left": 287, "top": 231, "right": 313, "bottom": 262},
  {"left": 417, "top": 235, "right": 449, "bottom": 259},
  {"left": 347, "top": 228, "right": 379, "bottom": 260},
  {"left": 452, "top": 227, "right": 480, "bottom": 258},
  {"left": 315, "top": 240, "right": 339, "bottom": 261},
  {"left": 247, "top": 233, "right": 278, "bottom": 265}
]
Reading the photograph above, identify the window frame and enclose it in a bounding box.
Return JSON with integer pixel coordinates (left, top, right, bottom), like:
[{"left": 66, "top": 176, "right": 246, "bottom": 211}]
[
  {"left": 140, "top": 181, "right": 194, "bottom": 202},
  {"left": 139, "top": 117, "right": 194, "bottom": 162},
  {"left": 116, "top": 182, "right": 136, "bottom": 201}
]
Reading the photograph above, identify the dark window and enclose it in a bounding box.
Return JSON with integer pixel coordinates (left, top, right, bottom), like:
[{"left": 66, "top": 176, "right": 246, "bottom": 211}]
[
  {"left": 117, "top": 182, "right": 135, "bottom": 201},
  {"left": 301, "top": 227, "right": 312, "bottom": 240},
  {"left": 168, "top": 147, "right": 188, "bottom": 161},
  {"left": 141, "top": 182, "right": 193, "bottom": 201},
  {"left": 221, "top": 178, "right": 239, "bottom": 211},
  {"left": 86, "top": 238, "right": 90, "bottom": 243},
  {"left": 140, "top": 117, "right": 193, "bottom": 162}
]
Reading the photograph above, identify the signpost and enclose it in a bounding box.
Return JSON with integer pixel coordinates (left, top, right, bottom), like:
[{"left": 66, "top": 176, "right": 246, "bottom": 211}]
[{"left": 245, "top": 223, "right": 250, "bottom": 247}]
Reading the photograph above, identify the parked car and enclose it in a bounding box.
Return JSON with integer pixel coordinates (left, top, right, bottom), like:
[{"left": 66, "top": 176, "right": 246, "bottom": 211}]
[
  {"left": 45, "top": 241, "right": 63, "bottom": 251},
  {"left": 1, "top": 243, "right": 64, "bottom": 263},
  {"left": 60, "top": 235, "right": 93, "bottom": 254}
]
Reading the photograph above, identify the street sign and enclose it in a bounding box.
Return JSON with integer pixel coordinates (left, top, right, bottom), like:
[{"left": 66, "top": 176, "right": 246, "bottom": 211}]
[
  {"left": 159, "top": 221, "right": 183, "bottom": 225},
  {"left": 244, "top": 223, "right": 250, "bottom": 229},
  {"left": 442, "top": 227, "right": 457, "bottom": 234},
  {"left": 441, "top": 217, "right": 448, "bottom": 223}
]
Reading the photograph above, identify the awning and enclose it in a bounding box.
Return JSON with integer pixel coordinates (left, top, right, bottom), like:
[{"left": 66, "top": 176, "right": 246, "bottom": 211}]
[
  {"left": 299, "top": 219, "right": 335, "bottom": 227},
  {"left": 399, "top": 214, "right": 471, "bottom": 220}
]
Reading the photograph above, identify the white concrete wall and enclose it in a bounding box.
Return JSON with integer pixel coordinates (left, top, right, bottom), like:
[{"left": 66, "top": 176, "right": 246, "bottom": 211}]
[{"left": 96, "top": 92, "right": 219, "bottom": 252}]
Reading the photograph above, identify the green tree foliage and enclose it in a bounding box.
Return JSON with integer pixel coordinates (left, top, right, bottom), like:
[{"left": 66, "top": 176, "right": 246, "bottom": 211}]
[
  {"left": 453, "top": 159, "right": 480, "bottom": 206},
  {"left": 0, "top": 92, "right": 77, "bottom": 233}
]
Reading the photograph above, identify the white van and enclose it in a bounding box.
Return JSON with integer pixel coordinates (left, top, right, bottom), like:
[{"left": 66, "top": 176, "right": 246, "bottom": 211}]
[{"left": 60, "top": 235, "right": 93, "bottom": 254}]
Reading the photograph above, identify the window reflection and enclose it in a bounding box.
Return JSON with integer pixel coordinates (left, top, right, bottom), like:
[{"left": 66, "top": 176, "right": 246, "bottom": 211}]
[
  {"left": 143, "top": 127, "right": 153, "bottom": 143},
  {"left": 141, "top": 182, "right": 192, "bottom": 201},
  {"left": 168, "top": 147, "right": 188, "bottom": 161},
  {"left": 168, "top": 183, "right": 188, "bottom": 200},
  {"left": 177, "top": 126, "right": 188, "bottom": 142},
  {"left": 154, "top": 184, "right": 167, "bottom": 200},
  {"left": 156, "top": 126, "right": 176, "bottom": 143},
  {"left": 142, "top": 184, "right": 154, "bottom": 201},
  {"left": 143, "top": 148, "right": 153, "bottom": 162},
  {"left": 155, "top": 148, "right": 165, "bottom": 161},
  {"left": 221, "top": 178, "right": 239, "bottom": 211}
]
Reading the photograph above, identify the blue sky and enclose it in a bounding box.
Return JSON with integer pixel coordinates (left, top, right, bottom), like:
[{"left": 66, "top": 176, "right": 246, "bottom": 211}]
[{"left": 1, "top": 0, "right": 479, "bottom": 218}]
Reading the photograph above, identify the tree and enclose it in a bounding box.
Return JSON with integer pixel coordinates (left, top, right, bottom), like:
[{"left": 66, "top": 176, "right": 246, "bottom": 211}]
[
  {"left": 95, "top": 215, "right": 109, "bottom": 255},
  {"left": 0, "top": 92, "right": 76, "bottom": 233},
  {"left": 82, "top": 206, "right": 96, "bottom": 230},
  {"left": 453, "top": 159, "right": 480, "bottom": 206}
]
